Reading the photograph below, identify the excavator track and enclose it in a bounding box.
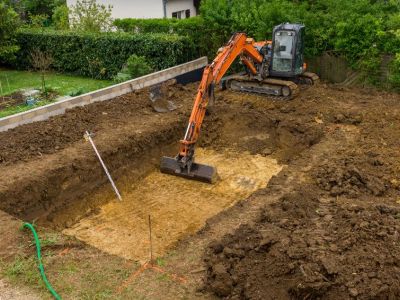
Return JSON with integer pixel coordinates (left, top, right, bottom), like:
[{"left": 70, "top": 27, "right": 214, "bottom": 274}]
[
  {"left": 298, "top": 72, "right": 320, "bottom": 85},
  {"left": 225, "top": 75, "right": 300, "bottom": 100}
]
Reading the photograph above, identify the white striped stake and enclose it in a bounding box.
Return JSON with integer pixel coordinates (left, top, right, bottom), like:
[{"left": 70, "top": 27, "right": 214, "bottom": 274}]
[{"left": 84, "top": 131, "right": 122, "bottom": 201}]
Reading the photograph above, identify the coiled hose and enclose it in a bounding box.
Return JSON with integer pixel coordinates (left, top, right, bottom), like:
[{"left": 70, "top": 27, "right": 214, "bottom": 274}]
[{"left": 22, "top": 223, "right": 61, "bottom": 300}]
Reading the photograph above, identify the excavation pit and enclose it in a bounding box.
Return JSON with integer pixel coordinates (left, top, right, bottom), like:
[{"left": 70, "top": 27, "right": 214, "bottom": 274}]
[
  {"left": 0, "top": 83, "right": 320, "bottom": 263},
  {"left": 62, "top": 148, "right": 282, "bottom": 261}
]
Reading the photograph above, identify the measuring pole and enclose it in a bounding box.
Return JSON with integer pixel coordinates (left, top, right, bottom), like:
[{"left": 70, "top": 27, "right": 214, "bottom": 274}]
[
  {"left": 85, "top": 131, "right": 122, "bottom": 201},
  {"left": 149, "top": 215, "right": 154, "bottom": 264}
]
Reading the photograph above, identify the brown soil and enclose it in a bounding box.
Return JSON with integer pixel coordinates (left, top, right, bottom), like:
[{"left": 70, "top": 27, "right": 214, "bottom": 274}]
[
  {"left": 0, "top": 92, "right": 24, "bottom": 110},
  {"left": 0, "top": 80, "right": 399, "bottom": 299},
  {"left": 203, "top": 86, "right": 400, "bottom": 299}
]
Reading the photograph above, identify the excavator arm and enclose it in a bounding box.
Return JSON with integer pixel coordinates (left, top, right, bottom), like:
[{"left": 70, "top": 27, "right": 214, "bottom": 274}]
[{"left": 161, "top": 33, "right": 268, "bottom": 183}]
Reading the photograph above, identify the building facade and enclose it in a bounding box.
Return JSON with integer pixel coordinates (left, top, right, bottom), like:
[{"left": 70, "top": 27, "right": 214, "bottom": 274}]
[{"left": 66, "top": 0, "right": 200, "bottom": 19}]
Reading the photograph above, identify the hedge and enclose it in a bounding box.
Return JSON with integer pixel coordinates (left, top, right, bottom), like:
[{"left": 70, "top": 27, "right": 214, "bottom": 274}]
[
  {"left": 114, "top": 17, "right": 213, "bottom": 58},
  {"left": 114, "top": 17, "right": 204, "bottom": 35},
  {"left": 11, "top": 29, "right": 197, "bottom": 79}
]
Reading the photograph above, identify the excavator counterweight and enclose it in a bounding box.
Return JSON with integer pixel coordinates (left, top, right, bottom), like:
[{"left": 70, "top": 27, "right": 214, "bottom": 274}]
[{"left": 161, "top": 24, "right": 318, "bottom": 183}]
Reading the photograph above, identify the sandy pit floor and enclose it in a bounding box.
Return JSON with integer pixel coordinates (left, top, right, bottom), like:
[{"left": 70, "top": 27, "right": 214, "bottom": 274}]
[{"left": 63, "top": 148, "right": 283, "bottom": 261}]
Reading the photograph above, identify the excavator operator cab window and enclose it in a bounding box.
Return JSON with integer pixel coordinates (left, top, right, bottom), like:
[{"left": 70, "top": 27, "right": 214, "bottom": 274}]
[{"left": 272, "top": 30, "right": 295, "bottom": 73}]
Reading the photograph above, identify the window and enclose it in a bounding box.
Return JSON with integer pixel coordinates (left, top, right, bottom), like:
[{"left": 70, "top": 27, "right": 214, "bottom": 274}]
[
  {"left": 172, "top": 9, "right": 191, "bottom": 19},
  {"left": 272, "top": 31, "right": 295, "bottom": 72},
  {"left": 172, "top": 10, "right": 183, "bottom": 19}
]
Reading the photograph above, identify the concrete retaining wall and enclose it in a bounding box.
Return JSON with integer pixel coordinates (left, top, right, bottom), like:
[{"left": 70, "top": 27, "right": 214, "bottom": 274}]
[{"left": 0, "top": 57, "right": 208, "bottom": 132}]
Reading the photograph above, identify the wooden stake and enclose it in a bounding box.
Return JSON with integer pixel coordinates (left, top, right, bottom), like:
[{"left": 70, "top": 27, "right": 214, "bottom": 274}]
[{"left": 148, "top": 215, "right": 153, "bottom": 265}]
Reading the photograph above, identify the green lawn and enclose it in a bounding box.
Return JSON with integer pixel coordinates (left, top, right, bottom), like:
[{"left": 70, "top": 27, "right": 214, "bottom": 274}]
[
  {"left": 0, "top": 68, "right": 112, "bottom": 118},
  {"left": 0, "top": 69, "right": 112, "bottom": 97}
]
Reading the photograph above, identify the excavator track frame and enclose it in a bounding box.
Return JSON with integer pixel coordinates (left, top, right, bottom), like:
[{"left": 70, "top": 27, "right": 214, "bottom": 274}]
[
  {"left": 297, "top": 72, "right": 320, "bottom": 85},
  {"left": 225, "top": 75, "right": 300, "bottom": 100}
]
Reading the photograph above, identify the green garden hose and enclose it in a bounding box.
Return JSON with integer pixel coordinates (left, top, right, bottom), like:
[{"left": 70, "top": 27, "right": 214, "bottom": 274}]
[{"left": 22, "top": 223, "right": 61, "bottom": 300}]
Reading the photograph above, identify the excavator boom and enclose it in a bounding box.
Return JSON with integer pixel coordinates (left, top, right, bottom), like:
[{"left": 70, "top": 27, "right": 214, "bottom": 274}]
[{"left": 160, "top": 33, "right": 265, "bottom": 183}]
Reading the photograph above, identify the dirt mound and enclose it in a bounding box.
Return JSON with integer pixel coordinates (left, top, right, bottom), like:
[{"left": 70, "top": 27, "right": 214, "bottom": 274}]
[
  {"left": 315, "top": 157, "right": 388, "bottom": 197},
  {"left": 204, "top": 187, "right": 400, "bottom": 299}
]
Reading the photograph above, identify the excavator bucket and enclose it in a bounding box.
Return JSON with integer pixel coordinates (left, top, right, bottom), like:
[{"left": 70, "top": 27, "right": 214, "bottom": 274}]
[
  {"left": 160, "top": 156, "right": 218, "bottom": 184},
  {"left": 149, "top": 81, "right": 177, "bottom": 113}
]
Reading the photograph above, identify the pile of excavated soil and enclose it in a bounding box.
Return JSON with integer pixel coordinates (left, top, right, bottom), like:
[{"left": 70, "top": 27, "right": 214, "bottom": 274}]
[
  {"left": 204, "top": 188, "right": 400, "bottom": 299},
  {"left": 203, "top": 85, "right": 400, "bottom": 299}
]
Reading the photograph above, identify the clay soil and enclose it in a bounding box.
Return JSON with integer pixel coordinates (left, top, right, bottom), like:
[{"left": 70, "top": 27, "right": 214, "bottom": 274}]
[{"left": 0, "top": 80, "right": 399, "bottom": 299}]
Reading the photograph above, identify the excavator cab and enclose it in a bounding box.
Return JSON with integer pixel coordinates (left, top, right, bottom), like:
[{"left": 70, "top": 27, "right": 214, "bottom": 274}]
[{"left": 270, "top": 23, "right": 305, "bottom": 78}]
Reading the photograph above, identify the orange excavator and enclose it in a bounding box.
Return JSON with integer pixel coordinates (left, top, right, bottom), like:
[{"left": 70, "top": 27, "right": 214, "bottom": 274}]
[{"left": 160, "top": 23, "right": 318, "bottom": 183}]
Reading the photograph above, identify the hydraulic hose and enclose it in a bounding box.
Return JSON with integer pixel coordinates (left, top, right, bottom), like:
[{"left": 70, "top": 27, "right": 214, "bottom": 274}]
[{"left": 22, "top": 223, "right": 61, "bottom": 300}]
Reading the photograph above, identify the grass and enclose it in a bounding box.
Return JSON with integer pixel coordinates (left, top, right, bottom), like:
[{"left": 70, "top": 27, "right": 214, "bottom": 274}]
[
  {"left": 1, "top": 255, "right": 43, "bottom": 287},
  {"left": 0, "top": 68, "right": 112, "bottom": 97},
  {"left": 0, "top": 99, "right": 54, "bottom": 118},
  {"left": 0, "top": 68, "right": 112, "bottom": 118}
]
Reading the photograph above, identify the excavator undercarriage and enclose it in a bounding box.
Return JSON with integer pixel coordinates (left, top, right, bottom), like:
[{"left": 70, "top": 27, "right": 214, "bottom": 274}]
[{"left": 224, "top": 72, "right": 319, "bottom": 100}]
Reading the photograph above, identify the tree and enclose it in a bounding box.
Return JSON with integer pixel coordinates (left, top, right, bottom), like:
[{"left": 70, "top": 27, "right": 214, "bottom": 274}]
[
  {"left": 0, "top": 1, "right": 20, "bottom": 62},
  {"left": 30, "top": 49, "right": 53, "bottom": 94},
  {"left": 21, "top": 0, "right": 65, "bottom": 19},
  {"left": 52, "top": 4, "right": 69, "bottom": 30},
  {"left": 69, "top": 0, "right": 113, "bottom": 32},
  {"left": 29, "top": 13, "right": 49, "bottom": 28}
]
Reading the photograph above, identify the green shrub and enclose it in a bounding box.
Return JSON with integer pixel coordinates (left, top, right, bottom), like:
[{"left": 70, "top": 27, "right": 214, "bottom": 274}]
[
  {"left": 52, "top": 4, "right": 69, "bottom": 30},
  {"left": 125, "top": 55, "right": 152, "bottom": 78},
  {"left": 112, "top": 55, "right": 152, "bottom": 83},
  {"left": 113, "top": 72, "right": 131, "bottom": 83},
  {"left": 10, "top": 29, "right": 196, "bottom": 79},
  {"left": 389, "top": 54, "right": 400, "bottom": 90},
  {"left": 68, "top": 87, "right": 85, "bottom": 97}
]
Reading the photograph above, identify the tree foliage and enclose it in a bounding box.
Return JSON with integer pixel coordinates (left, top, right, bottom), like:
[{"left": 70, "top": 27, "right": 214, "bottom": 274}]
[
  {"left": 0, "top": 1, "right": 20, "bottom": 62},
  {"left": 19, "top": 0, "right": 64, "bottom": 21},
  {"left": 28, "top": 13, "right": 49, "bottom": 28},
  {"left": 69, "top": 0, "right": 113, "bottom": 32},
  {"left": 200, "top": 0, "right": 400, "bottom": 87},
  {"left": 52, "top": 4, "right": 69, "bottom": 30}
]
